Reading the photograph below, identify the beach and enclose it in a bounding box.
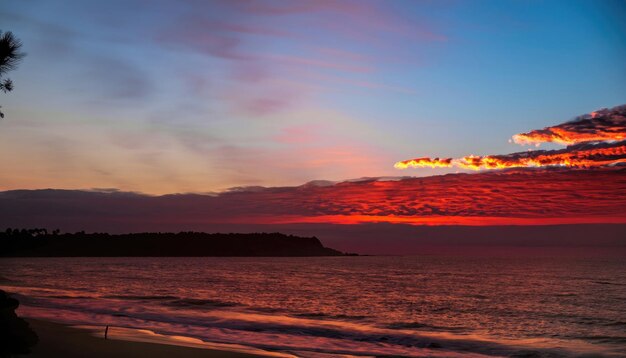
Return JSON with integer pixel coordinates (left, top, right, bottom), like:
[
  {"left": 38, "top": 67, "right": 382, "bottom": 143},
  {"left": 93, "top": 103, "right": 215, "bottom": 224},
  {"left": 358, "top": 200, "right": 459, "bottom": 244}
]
[{"left": 23, "top": 319, "right": 269, "bottom": 358}]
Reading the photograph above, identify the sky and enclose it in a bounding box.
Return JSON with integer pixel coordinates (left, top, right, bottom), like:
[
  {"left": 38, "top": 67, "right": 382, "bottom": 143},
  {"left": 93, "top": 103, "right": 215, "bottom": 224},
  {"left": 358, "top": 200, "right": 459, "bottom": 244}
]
[{"left": 0, "top": 0, "right": 625, "bottom": 194}]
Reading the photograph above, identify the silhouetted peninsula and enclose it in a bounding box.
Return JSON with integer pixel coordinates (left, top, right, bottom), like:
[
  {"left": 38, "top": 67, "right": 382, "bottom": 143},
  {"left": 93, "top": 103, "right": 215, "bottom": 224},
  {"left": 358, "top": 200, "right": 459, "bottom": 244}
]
[{"left": 0, "top": 229, "right": 345, "bottom": 257}]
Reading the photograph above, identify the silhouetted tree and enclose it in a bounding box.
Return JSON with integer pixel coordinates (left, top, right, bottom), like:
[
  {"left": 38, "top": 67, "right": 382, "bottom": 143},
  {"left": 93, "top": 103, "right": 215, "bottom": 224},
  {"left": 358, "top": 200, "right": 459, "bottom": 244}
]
[{"left": 0, "top": 31, "right": 25, "bottom": 119}]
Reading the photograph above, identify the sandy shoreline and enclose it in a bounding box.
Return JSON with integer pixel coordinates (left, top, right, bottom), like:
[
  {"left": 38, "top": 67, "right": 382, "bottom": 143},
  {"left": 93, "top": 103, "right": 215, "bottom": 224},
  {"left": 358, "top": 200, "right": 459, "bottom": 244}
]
[{"left": 20, "top": 319, "right": 275, "bottom": 358}]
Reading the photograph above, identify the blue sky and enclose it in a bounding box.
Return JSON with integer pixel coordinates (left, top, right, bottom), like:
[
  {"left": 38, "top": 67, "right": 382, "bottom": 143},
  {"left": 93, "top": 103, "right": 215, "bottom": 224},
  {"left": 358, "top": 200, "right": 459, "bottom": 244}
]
[{"left": 0, "top": 0, "right": 624, "bottom": 194}]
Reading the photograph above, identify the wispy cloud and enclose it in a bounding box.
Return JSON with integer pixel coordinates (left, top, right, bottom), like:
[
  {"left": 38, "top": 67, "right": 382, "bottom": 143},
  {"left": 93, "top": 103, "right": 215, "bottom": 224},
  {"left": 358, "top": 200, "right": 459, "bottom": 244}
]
[{"left": 155, "top": 0, "right": 438, "bottom": 115}]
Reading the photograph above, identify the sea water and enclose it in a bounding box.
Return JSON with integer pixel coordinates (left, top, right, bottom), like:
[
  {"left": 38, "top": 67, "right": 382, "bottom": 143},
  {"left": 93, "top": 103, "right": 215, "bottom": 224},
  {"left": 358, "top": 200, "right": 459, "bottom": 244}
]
[{"left": 1, "top": 254, "right": 625, "bottom": 357}]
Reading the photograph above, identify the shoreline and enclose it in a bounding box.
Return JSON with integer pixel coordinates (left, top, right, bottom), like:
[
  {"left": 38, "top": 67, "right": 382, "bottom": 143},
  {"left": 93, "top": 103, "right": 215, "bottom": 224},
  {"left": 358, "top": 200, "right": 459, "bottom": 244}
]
[{"left": 21, "top": 318, "right": 288, "bottom": 358}]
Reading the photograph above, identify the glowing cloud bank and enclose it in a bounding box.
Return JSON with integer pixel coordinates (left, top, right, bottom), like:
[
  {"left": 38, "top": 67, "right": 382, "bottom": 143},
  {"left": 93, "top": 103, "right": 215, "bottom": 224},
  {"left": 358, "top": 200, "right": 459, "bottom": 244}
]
[
  {"left": 396, "top": 105, "right": 626, "bottom": 171},
  {"left": 2, "top": 167, "right": 625, "bottom": 229}
]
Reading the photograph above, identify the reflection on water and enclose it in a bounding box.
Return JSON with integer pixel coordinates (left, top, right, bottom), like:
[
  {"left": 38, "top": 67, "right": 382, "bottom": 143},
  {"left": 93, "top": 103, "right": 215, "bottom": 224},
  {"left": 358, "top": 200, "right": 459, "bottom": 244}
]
[{"left": 1, "top": 254, "right": 625, "bottom": 357}]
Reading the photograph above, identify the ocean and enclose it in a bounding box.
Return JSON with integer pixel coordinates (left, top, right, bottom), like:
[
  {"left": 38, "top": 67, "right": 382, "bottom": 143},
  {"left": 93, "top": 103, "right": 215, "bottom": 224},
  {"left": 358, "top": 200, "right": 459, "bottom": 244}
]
[{"left": 1, "top": 254, "right": 625, "bottom": 357}]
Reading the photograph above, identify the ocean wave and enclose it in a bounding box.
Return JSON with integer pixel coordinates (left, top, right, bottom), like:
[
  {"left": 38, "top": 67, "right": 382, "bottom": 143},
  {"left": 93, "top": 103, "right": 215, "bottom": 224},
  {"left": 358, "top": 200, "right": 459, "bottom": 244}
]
[
  {"left": 165, "top": 298, "right": 241, "bottom": 308},
  {"left": 47, "top": 295, "right": 98, "bottom": 299},
  {"left": 17, "top": 301, "right": 608, "bottom": 358},
  {"left": 386, "top": 321, "right": 467, "bottom": 332},
  {"left": 103, "top": 294, "right": 180, "bottom": 300},
  {"left": 573, "top": 335, "right": 626, "bottom": 345},
  {"left": 6, "top": 287, "right": 614, "bottom": 358},
  {"left": 603, "top": 321, "right": 626, "bottom": 328},
  {"left": 553, "top": 293, "right": 578, "bottom": 297},
  {"left": 294, "top": 312, "right": 367, "bottom": 320},
  {"left": 592, "top": 281, "right": 626, "bottom": 286},
  {"left": 4, "top": 256, "right": 626, "bottom": 358}
]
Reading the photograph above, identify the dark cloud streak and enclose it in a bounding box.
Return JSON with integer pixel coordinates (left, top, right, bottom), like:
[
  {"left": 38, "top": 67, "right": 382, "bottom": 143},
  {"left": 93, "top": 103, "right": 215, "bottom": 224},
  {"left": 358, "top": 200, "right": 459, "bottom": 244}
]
[{"left": 513, "top": 105, "right": 626, "bottom": 146}]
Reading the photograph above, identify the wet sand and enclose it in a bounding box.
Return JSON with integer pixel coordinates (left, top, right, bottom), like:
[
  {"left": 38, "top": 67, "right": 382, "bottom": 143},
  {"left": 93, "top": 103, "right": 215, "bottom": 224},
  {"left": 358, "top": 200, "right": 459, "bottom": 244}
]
[{"left": 22, "top": 319, "right": 270, "bottom": 358}]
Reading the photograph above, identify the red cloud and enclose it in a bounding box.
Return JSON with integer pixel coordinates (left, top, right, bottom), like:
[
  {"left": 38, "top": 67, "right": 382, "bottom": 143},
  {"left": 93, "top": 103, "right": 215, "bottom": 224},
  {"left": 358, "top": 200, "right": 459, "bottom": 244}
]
[{"left": 2, "top": 168, "right": 625, "bottom": 229}]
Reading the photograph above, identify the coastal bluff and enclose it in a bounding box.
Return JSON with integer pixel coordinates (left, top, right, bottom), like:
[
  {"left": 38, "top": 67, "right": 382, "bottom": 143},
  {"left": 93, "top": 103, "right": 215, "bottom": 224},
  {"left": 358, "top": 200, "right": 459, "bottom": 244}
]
[{"left": 0, "top": 230, "right": 345, "bottom": 257}]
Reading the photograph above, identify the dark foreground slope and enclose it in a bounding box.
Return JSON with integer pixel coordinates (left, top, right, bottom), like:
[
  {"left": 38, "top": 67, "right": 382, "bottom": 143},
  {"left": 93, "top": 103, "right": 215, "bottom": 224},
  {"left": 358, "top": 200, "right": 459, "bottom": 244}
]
[
  {"left": 0, "top": 289, "right": 38, "bottom": 356},
  {"left": 0, "top": 231, "right": 344, "bottom": 257}
]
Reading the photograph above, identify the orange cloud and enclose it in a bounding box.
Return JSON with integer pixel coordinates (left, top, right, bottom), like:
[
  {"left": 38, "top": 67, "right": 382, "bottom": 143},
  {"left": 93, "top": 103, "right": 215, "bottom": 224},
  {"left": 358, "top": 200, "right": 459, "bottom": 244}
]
[
  {"left": 457, "top": 141, "right": 626, "bottom": 170},
  {"left": 393, "top": 157, "right": 453, "bottom": 169},
  {"left": 396, "top": 104, "right": 626, "bottom": 171},
  {"left": 512, "top": 105, "right": 626, "bottom": 146}
]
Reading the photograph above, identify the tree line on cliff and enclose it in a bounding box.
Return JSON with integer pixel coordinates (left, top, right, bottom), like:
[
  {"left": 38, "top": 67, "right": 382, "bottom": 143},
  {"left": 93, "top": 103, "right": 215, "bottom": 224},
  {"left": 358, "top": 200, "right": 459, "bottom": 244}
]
[{"left": 0, "top": 229, "right": 345, "bottom": 257}]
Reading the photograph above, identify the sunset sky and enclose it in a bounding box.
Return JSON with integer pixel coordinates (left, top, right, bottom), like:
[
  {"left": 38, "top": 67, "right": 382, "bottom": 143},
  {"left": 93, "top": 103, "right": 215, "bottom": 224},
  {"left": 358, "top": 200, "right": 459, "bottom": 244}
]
[
  {"left": 3, "top": 5, "right": 626, "bottom": 358},
  {"left": 1, "top": 0, "right": 625, "bottom": 194}
]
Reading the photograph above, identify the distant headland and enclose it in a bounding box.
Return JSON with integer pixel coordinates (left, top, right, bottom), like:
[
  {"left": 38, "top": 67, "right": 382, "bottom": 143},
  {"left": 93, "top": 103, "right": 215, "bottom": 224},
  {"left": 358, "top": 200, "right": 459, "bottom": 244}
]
[{"left": 0, "top": 229, "right": 347, "bottom": 257}]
